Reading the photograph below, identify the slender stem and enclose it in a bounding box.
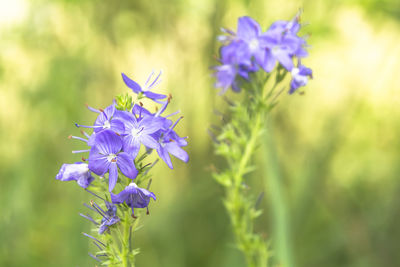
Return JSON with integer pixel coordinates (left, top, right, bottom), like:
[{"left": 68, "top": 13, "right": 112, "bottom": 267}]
[
  {"left": 262, "top": 126, "right": 294, "bottom": 267},
  {"left": 122, "top": 211, "right": 133, "bottom": 267}
]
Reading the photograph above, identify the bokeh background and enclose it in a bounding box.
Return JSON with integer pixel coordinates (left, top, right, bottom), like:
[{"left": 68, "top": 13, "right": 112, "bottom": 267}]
[{"left": 1, "top": 0, "right": 400, "bottom": 266}]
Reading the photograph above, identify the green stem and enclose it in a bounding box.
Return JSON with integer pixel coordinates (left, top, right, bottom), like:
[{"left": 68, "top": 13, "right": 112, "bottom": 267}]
[
  {"left": 229, "top": 112, "right": 266, "bottom": 267},
  {"left": 122, "top": 211, "right": 133, "bottom": 267},
  {"left": 262, "top": 127, "right": 294, "bottom": 267}
]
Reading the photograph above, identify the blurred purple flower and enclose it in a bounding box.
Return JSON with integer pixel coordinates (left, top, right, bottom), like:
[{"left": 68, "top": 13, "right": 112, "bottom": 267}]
[{"left": 289, "top": 63, "right": 313, "bottom": 94}]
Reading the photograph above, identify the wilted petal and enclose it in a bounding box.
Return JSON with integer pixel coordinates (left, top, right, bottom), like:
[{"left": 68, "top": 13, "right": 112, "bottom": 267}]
[{"left": 56, "top": 163, "right": 94, "bottom": 188}]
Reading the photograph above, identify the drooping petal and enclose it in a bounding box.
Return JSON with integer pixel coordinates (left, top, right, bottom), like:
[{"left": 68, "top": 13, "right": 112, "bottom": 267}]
[
  {"left": 116, "top": 152, "right": 138, "bottom": 179},
  {"left": 157, "top": 147, "right": 173, "bottom": 169},
  {"left": 108, "top": 162, "right": 118, "bottom": 192},
  {"left": 88, "top": 147, "right": 110, "bottom": 175},
  {"left": 93, "top": 130, "right": 123, "bottom": 155},
  {"left": 165, "top": 142, "right": 189, "bottom": 162}
]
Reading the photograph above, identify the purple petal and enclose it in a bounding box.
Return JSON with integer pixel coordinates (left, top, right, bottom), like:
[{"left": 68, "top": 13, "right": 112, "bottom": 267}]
[
  {"left": 117, "top": 152, "right": 138, "bottom": 179},
  {"left": 122, "top": 136, "right": 141, "bottom": 158},
  {"left": 108, "top": 162, "right": 118, "bottom": 191},
  {"left": 88, "top": 147, "right": 111, "bottom": 175},
  {"left": 110, "top": 119, "right": 125, "bottom": 134},
  {"left": 237, "top": 16, "right": 261, "bottom": 40},
  {"left": 56, "top": 163, "right": 94, "bottom": 188},
  {"left": 140, "top": 135, "right": 159, "bottom": 150},
  {"left": 274, "top": 51, "right": 293, "bottom": 71},
  {"left": 121, "top": 73, "right": 142, "bottom": 94},
  {"left": 144, "top": 91, "right": 167, "bottom": 100},
  {"left": 157, "top": 147, "right": 173, "bottom": 169},
  {"left": 93, "top": 130, "right": 123, "bottom": 155},
  {"left": 165, "top": 142, "right": 189, "bottom": 162}
]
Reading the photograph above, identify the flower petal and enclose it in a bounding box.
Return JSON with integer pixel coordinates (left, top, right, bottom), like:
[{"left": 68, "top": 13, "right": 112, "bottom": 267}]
[
  {"left": 117, "top": 152, "right": 138, "bottom": 179},
  {"left": 165, "top": 142, "right": 189, "bottom": 163},
  {"left": 108, "top": 162, "right": 118, "bottom": 191},
  {"left": 121, "top": 73, "right": 142, "bottom": 94},
  {"left": 140, "top": 135, "right": 159, "bottom": 150},
  {"left": 94, "top": 130, "right": 123, "bottom": 155},
  {"left": 122, "top": 136, "right": 141, "bottom": 158},
  {"left": 237, "top": 16, "right": 261, "bottom": 40},
  {"left": 157, "top": 147, "right": 173, "bottom": 169},
  {"left": 88, "top": 147, "right": 110, "bottom": 175}
]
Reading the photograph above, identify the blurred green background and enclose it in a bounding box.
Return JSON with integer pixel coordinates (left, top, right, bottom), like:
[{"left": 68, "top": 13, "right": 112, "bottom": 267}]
[{"left": 1, "top": 0, "right": 400, "bottom": 266}]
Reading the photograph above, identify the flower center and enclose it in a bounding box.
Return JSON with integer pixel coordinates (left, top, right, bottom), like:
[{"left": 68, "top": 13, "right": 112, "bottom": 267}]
[
  {"left": 103, "top": 120, "right": 111, "bottom": 129},
  {"left": 107, "top": 154, "right": 117, "bottom": 162},
  {"left": 248, "top": 38, "right": 259, "bottom": 52},
  {"left": 131, "top": 126, "right": 144, "bottom": 137}
]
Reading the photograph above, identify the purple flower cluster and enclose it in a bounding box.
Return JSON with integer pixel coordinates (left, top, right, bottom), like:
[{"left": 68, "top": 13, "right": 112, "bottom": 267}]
[
  {"left": 215, "top": 13, "right": 313, "bottom": 94},
  {"left": 56, "top": 71, "right": 188, "bottom": 221}
]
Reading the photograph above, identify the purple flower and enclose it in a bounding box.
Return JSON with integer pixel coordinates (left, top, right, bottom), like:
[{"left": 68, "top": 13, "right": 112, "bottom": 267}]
[
  {"left": 122, "top": 71, "right": 166, "bottom": 100},
  {"left": 98, "top": 202, "right": 120, "bottom": 234},
  {"left": 116, "top": 110, "right": 163, "bottom": 158},
  {"left": 153, "top": 117, "right": 189, "bottom": 169},
  {"left": 235, "top": 16, "right": 268, "bottom": 68},
  {"left": 289, "top": 64, "right": 313, "bottom": 94},
  {"left": 75, "top": 103, "right": 125, "bottom": 135},
  {"left": 88, "top": 130, "right": 138, "bottom": 191},
  {"left": 56, "top": 162, "right": 94, "bottom": 188},
  {"left": 214, "top": 41, "right": 254, "bottom": 93},
  {"left": 111, "top": 183, "right": 156, "bottom": 217}
]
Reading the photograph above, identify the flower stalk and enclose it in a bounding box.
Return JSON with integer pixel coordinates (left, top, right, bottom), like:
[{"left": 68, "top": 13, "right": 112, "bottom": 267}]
[
  {"left": 55, "top": 70, "right": 189, "bottom": 266},
  {"left": 211, "top": 13, "right": 312, "bottom": 267}
]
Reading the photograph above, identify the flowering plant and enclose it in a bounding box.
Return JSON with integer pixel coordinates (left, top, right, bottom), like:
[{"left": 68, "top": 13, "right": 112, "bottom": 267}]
[
  {"left": 56, "top": 71, "right": 188, "bottom": 266},
  {"left": 211, "top": 12, "right": 312, "bottom": 267}
]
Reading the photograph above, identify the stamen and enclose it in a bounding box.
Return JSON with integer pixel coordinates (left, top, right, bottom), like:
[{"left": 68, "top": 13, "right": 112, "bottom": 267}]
[
  {"left": 83, "top": 203, "right": 97, "bottom": 212},
  {"left": 88, "top": 253, "right": 101, "bottom": 262},
  {"left": 75, "top": 123, "right": 103, "bottom": 129},
  {"left": 85, "top": 103, "right": 101, "bottom": 113},
  {"left": 85, "top": 189, "right": 105, "bottom": 201},
  {"left": 72, "top": 149, "right": 90, "bottom": 154},
  {"left": 144, "top": 70, "right": 155, "bottom": 86},
  {"left": 82, "top": 233, "right": 106, "bottom": 247},
  {"left": 92, "top": 241, "right": 103, "bottom": 251},
  {"left": 81, "top": 130, "right": 91, "bottom": 138},
  {"left": 79, "top": 213, "right": 98, "bottom": 225},
  {"left": 165, "top": 110, "right": 180, "bottom": 118},
  {"left": 69, "top": 135, "right": 88, "bottom": 143},
  {"left": 147, "top": 70, "right": 162, "bottom": 90}
]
